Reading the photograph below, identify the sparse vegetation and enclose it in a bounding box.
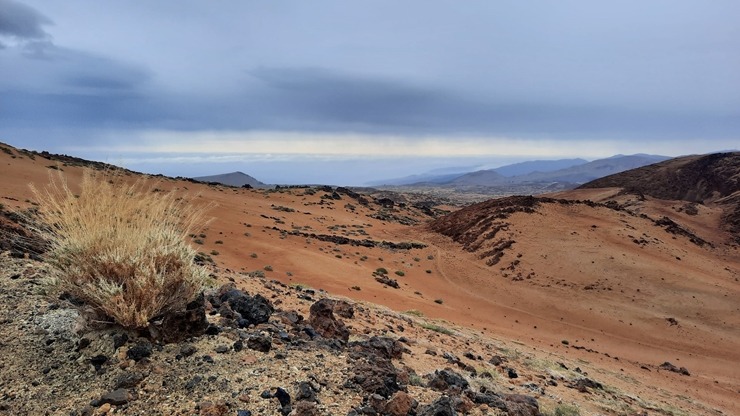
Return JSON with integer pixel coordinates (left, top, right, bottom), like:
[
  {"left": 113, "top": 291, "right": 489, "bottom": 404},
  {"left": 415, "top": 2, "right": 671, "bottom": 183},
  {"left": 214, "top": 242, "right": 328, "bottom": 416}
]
[
  {"left": 375, "top": 267, "right": 388, "bottom": 275},
  {"left": 214, "top": 240, "right": 223, "bottom": 244},
  {"left": 31, "top": 170, "right": 211, "bottom": 329},
  {"left": 420, "top": 322, "right": 454, "bottom": 335},
  {"left": 434, "top": 298, "right": 444, "bottom": 304},
  {"left": 404, "top": 309, "right": 424, "bottom": 317},
  {"left": 543, "top": 404, "right": 581, "bottom": 416},
  {"left": 210, "top": 250, "right": 219, "bottom": 256},
  {"left": 264, "top": 265, "right": 273, "bottom": 271},
  {"left": 394, "top": 270, "right": 405, "bottom": 276}
]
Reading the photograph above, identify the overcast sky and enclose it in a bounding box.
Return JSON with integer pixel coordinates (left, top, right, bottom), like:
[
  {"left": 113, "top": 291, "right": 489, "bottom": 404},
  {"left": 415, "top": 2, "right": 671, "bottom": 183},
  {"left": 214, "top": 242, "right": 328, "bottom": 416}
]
[{"left": 1, "top": 1, "right": 738, "bottom": 184}]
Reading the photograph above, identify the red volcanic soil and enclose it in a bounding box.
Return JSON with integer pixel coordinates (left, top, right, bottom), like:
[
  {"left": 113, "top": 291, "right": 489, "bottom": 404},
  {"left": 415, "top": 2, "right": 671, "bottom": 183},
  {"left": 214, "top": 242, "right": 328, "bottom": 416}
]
[{"left": 1, "top": 143, "right": 739, "bottom": 415}]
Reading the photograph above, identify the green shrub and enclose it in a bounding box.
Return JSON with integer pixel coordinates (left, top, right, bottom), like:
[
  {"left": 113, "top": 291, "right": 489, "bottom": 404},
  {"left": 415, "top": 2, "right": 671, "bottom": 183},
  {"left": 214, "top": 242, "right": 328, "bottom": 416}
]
[
  {"left": 264, "top": 265, "right": 273, "bottom": 271},
  {"left": 395, "top": 270, "right": 405, "bottom": 276},
  {"left": 420, "top": 322, "right": 454, "bottom": 335},
  {"left": 31, "top": 170, "right": 211, "bottom": 329}
]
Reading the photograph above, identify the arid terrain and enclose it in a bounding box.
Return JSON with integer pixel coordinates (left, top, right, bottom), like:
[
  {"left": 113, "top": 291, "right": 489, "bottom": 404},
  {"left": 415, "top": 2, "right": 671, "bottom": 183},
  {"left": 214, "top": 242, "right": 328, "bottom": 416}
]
[{"left": 0, "top": 143, "right": 738, "bottom": 415}]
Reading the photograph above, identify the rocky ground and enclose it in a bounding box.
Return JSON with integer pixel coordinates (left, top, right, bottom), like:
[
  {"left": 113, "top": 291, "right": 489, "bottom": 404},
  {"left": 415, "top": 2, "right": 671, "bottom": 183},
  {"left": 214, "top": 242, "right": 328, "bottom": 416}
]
[{"left": 0, "top": 252, "right": 670, "bottom": 416}]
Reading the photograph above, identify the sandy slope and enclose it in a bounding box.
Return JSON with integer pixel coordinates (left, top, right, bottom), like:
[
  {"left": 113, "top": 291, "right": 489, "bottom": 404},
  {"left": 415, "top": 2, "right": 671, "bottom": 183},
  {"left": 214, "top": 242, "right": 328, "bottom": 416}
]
[{"left": 1, "top": 145, "right": 738, "bottom": 415}]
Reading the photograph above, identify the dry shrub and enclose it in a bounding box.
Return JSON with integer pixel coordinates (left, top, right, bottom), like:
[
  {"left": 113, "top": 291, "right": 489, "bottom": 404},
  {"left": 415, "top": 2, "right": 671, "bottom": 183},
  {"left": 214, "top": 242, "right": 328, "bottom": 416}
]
[{"left": 31, "top": 170, "right": 211, "bottom": 329}]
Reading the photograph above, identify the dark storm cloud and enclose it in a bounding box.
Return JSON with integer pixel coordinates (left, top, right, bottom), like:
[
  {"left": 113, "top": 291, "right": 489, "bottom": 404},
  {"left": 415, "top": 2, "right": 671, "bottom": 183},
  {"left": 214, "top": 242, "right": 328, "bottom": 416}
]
[
  {"left": 244, "top": 66, "right": 737, "bottom": 139},
  {"left": 0, "top": 40, "right": 157, "bottom": 136},
  {"left": 0, "top": 0, "right": 51, "bottom": 39},
  {"left": 248, "top": 67, "right": 452, "bottom": 127}
]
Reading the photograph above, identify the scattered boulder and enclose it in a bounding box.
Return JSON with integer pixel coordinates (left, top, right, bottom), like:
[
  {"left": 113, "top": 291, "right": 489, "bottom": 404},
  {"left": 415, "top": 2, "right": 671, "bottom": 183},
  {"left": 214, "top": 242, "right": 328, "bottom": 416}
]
[
  {"left": 247, "top": 335, "right": 272, "bottom": 353},
  {"left": 99, "top": 388, "right": 133, "bottom": 406},
  {"left": 347, "top": 356, "right": 403, "bottom": 398},
  {"left": 148, "top": 293, "right": 209, "bottom": 343},
  {"left": 309, "top": 299, "right": 349, "bottom": 343},
  {"left": 427, "top": 368, "right": 469, "bottom": 392},
  {"left": 567, "top": 378, "right": 603, "bottom": 392},
  {"left": 113, "top": 372, "right": 146, "bottom": 389},
  {"left": 375, "top": 275, "right": 400, "bottom": 288},
  {"left": 503, "top": 394, "right": 541, "bottom": 416},
  {"left": 295, "top": 381, "right": 317, "bottom": 403},
  {"left": 659, "top": 362, "right": 690, "bottom": 376},
  {"left": 126, "top": 340, "right": 153, "bottom": 362},
  {"left": 323, "top": 299, "right": 355, "bottom": 319},
  {"left": 292, "top": 401, "right": 319, "bottom": 416},
  {"left": 417, "top": 395, "right": 456, "bottom": 416},
  {"left": 385, "top": 391, "right": 417, "bottom": 416},
  {"left": 350, "top": 336, "right": 404, "bottom": 360}
]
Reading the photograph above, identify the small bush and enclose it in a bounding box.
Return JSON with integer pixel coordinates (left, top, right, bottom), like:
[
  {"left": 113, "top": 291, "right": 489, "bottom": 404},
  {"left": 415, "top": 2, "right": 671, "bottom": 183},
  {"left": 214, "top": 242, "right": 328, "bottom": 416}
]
[
  {"left": 210, "top": 250, "right": 219, "bottom": 256},
  {"left": 394, "top": 270, "right": 405, "bottom": 276},
  {"left": 31, "top": 170, "right": 211, "bottom": 329},
  {"left": 547, "top": 404, "right": 581, "bottom": 416},
  {"left": 375, "top": 267, "right": 388, "bottom": 275},
  {"left": 420, "top": 322, "right": 454, "bottom": 335},
  {"left": 264, "top": 265, "right": 273, "bottom": 271},
  {"left": 250, "top": 252, "right": 258, "bottom": 258},
  {"left": 434, "top": 299, "right": 444, "bottom": 304},
  {"left": 214, "top": 240, "right": 223, "bottom": 244}
]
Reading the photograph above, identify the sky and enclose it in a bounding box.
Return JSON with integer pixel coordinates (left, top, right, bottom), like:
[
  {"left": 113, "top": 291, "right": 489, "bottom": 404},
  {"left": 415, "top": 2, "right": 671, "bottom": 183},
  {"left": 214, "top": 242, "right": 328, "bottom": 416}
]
[{"left": 1, "top": 1, "right": 738, "bottom": 185}]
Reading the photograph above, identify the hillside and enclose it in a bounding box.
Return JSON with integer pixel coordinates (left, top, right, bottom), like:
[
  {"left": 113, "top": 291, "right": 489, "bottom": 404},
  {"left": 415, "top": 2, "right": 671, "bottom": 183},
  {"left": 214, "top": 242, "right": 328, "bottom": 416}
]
[
  {"left": 193, "top": 171, "right": 268, "bottom": 188},
  {"left": 0, "top": 143, "right": 738, "bottom": 415},
  {"left": 579, "top": 152, "right": 739, "bottom": 202},
  {"left": 579, "top": 152, "right": 740, "bottom": 241}
]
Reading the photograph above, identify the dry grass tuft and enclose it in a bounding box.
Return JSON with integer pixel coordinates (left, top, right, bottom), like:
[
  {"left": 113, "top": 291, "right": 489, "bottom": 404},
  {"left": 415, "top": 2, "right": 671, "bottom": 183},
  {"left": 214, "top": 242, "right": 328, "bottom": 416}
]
[{"left": 31, "top": 170, "right": 211, "bottom": 329}]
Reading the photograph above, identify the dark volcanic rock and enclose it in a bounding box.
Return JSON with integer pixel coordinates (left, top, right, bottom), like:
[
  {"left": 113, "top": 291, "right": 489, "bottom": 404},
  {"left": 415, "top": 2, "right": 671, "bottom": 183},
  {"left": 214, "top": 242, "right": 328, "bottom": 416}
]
[
  {"left": 348, "top": 357, "right": 402, "bottom": 398},
  {"left": 375, "top": 275, "right": 400, "bottom": 288},
  {"left": 247, "top": 335, "right": 272, "bottom": 353},
  {"left": 126, "top": 340, "right": 152, "bottom": 362},
  {"left": 350, "top": 336, "right": 404, "bottom": 360},
  {"left": 114, "top": 372, "right": 146, "bottom": 389},
  {"left": 323, "top": 299, "right": 355, "bottom": 319},
  {"left": 659, "top": 362, "right": 691, "bottom": 376},
  {"left": 148, "top": 293, "right": 209, "bottom": 342},
  {"left": 295, "top": 381, "right": 317, "bottom": 403},
  {"left": 99, "top": 388, "right": 133, "bottom": 406},
  {"left": 384, "top": 391, "right": 417, "bottom": 416},
  {"left": 503, "top": 394, "right": 541, "bottom": 416},
  {"left": 418, "top": 395, "right": 456, "bottom": 416},
  {"left": 218, "top": 288, "right": 274, "bottom": 327},
  {"left": 309, "top": 299, "right": 349, "bottom": 343},
  {"left": 427, "top": 368, "right": 469, "bottom": 392}
]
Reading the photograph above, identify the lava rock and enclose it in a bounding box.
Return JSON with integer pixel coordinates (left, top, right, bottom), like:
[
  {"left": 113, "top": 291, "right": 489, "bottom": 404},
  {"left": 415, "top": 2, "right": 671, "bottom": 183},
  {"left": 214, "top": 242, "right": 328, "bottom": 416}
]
[
  {"left": 385, "top": 391, "right": 418, "bottom": 416},
  {"left": 308, "top": 299, "right": 349, "bottom": 343},
  {"left": 112, "top": 333, "right": 129, "bottom": 350},
  {"left": 126, "top": 340, "right": 152, "bottom": 362},
  {"left": 99, "top": 389, "right": 132, "bottom": 406},
  {"left": 295, "top": 381, "right": 317, "bottom": 402},
  {"left": 247, "top": 335, "right": 272, "bottom": 353},
  {"left": 114, "top": 372, "right": 146, "bottom": 389},
  {"left": 427, "top": 368, "right": 469, "bottom": 392},
  {"left": 148, "top": 293, "right": 209, "bottom": 342},
  {"left": 90, "top": 355, "right": 108, "bottom": 371},
  {"left": 503, "top": 394, "right": 541, "bottom": 416},
  {"left": 417, "top": 395, "right": 456, "bottom": 416},
  {"left": 180, "top": 344, "right": 197, "bottom": 357},
  {"left": 292, "top": 401, "right": 319, "bottom": 416}
]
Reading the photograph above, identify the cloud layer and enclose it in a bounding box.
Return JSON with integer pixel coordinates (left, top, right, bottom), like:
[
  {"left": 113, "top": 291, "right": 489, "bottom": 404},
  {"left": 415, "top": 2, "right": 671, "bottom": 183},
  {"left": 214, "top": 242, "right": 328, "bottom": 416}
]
[{"left": 1, "top": 0, "right": 738, "bottom": 182}]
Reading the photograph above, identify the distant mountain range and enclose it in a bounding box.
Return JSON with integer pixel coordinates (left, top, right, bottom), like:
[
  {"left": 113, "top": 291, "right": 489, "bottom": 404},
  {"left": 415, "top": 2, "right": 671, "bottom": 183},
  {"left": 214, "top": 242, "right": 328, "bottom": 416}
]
[
  {"left": 192, "top": 171, "right": 267, "bottom": 188},
  {"left": 373, "top": 154, "right": 669, "bottom": 188}
]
